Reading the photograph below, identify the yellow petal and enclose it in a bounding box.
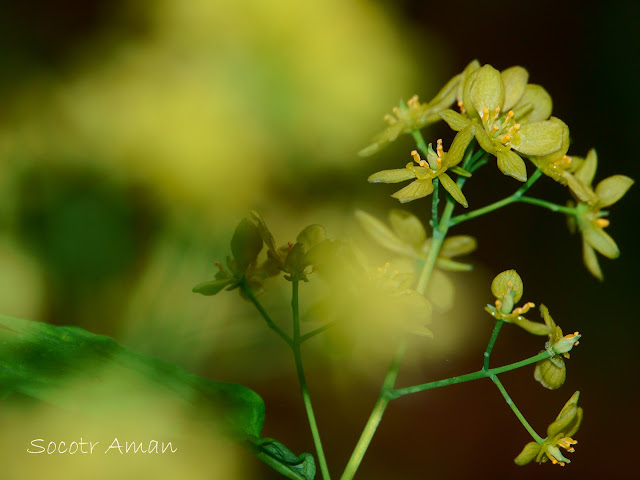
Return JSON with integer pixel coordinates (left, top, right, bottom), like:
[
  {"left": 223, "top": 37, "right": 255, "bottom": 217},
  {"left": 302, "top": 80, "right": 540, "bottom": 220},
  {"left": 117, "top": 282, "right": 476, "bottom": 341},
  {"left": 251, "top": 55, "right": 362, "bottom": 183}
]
[
  {"left": 469, "top": 64, "right": 505, "bottom": 115},
  {"left": 583, "top": 225, "right": 619, "bottom": 259},
  {"left": 491, "top": 269, "right": 524, "bottom": 303},
  {"left": 368, "top": 168, "right": 416, "bottom": 184},
  {"left": 439, "top": 173, "right": 468, "bottom": 208},
  {"left": 582, "top": 238, "right": 603, "bottom": 280},
  {"left": 594, "top": 175, "right": 634, "bottom": 207},
  {"left": 574, "top": 148, "right": 597, "bottom": 188},
  {"left": 391, "top": 179, "right": 433, "bottom": 203},
  {"left": 439, "top": 108, "right": 471, "bottom": 131},
  {"left": 497, "top": 149, "right": 527, "bottom": 182},
  {"left": 441, "top": 235, "right": 477, "bottom": 257},
  {"left": 474, "top": 127, "right": 497, "bottom": 155},
  {"left": 443, "top": 124, "right": 475, "bottom": 168},
  {"left": 512, "top": 84, "right": 553, "bottom": 123},
  {"left": 501, "top": 66, "right": 529, "bottom": 111},
  {"left": 514, "top": 120, "right": 563, "bottom": 156},
  {"left": 355, "top": 210, "right": 415, "bottom": 257},
  {"left": 388, "top": 209, "right": 426, "bottom": 248},
  {"left": 427, "top": 268, "right": 455, "bottom": 312}
]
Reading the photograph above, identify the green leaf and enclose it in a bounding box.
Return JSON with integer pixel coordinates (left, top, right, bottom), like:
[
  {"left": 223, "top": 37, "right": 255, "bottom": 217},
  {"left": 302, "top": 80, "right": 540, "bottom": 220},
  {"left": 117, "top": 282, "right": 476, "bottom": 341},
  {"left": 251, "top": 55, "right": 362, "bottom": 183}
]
[
  {"left": 439, "top": 109, "right": 470, "bottom": 131},
  {"left": 368, "top": 168, "right": 416, "bottom": 184},
  {"left": 497, "top": 149, "right": 527, "bottom": 182},
  {"left": 0, "top": 315, "right": 318, "bottom": 479},
  {"left": 231, "top": 218, "right": 264, "bottom": 274},
  {"left": 0, "top": 315, "right": 265, "bottom": 440},
  {"left": 192, "top": 278, "right": 235, "bottom": 296},
  {"left": 250, "top": 438, "right": 316, "bottom": 480}
]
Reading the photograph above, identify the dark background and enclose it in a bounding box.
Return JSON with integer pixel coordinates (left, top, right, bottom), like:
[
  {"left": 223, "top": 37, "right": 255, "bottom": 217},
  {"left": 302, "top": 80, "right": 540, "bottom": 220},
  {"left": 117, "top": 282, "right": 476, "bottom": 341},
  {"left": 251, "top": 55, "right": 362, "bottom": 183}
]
[{"left": 0, "top": 1, "right": 637, "bottom": 479}]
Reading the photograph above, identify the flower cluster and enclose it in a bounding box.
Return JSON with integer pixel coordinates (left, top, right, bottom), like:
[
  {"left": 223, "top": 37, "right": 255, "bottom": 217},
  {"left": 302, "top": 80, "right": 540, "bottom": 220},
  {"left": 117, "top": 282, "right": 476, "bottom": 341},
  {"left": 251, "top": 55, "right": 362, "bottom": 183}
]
[
  {"left": 363, "top": 60, "right": 633, "bottom": 279},
  {"left": 515, "top": 391, "right": 583, "bottom": 467}
]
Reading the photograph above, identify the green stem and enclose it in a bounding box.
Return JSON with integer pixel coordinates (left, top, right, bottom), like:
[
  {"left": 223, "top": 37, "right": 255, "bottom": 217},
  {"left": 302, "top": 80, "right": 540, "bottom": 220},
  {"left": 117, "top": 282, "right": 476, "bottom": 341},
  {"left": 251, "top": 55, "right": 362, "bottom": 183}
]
[
  {"left": 411, "top": 130, "right": 429, "bottom": 156},
  {"left": 340, "top": 337, "right": 407, "bottom": 480},
  {"left": 241, "top": 281, "right": 293, "bottom": 347},
  {"left": 483, "top": 320, "right": 504, "bottom": 371},
  {"left": 518, "top": 196, "right": 577, "bottom": 215},
  {"left": 292, "top": 280, "right": 331, "bottom": 480},
  {"left": 387, "top": 350, "right": 550, "bottom": 399},
  {"left": 299, "top": 321, "right": 336, "bottom": 343},
  {"left": 449, "top": 168, "right": 569, "bottom": 226},
  {"left": 431, "top": 177, "right": 440, "bottom": 228},
  {"left": 490, "top": 374, "right": 544, "bottom": 443}
]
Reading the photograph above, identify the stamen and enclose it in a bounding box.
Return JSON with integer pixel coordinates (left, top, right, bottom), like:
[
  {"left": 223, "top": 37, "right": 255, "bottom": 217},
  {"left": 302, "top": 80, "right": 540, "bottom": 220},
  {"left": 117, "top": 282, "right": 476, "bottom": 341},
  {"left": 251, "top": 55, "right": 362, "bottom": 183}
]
[
  {"left": 407, "top": 95, "right": 420, "bottom": 108},
  {"left": 492, "top": 106, "right": 500, "bottom": 120},
  {"left": 481, "top": 107, "right": 489, "bottom": 122},
  {"left": 214, "top": 261, "right": 223, "bottom": 270},
  {"left": 491, "top": 124, "right": 499, "bottom": 134},
  {"left": 596, "top": 218, "right": 610, "bottom": 228},
  {"left": 392, "top": 106, "right": 402, "bottom": 117},
  {"left": 501, "top": 134, "right": 512, "bottom": 144},
  {"left": 436, "top": 139, "right": 444, "bottom": 159},
  {"left": 508, "top": 124, "right": 521, "bottom": 135},
  {"left": 411, "top": 150, "right": 422, "bottom": 165},
  {"left": 513, "top": 302, "right": 535, "bottom": 315},
  {"left": 384, "top": 114, "right": 397, "bottom": 125},
  {"left": 457, "top": 100, "right": 466, "bottom": 114}
]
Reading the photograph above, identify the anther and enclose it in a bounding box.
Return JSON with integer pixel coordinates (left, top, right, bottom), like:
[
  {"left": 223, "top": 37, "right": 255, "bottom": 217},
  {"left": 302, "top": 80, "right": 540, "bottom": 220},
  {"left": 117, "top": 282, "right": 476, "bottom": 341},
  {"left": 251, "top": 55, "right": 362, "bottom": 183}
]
[
  {"left": 384, "top": 114, "right": 397, "bottom": 125},
  {"left": 596, "top": 218, "right": 610, "bottom": 228},
  {"left": 407, "top": 95, "right": 420, "bottom": 108},
  {"left": 411, "top": 150, "right": 422, "bottom": 165},
  {"left": 436, "top": 139, "right": 444, "bottom": 159},
  {"left": 457, "top": 100, "right": 466, "bottom": 114}
]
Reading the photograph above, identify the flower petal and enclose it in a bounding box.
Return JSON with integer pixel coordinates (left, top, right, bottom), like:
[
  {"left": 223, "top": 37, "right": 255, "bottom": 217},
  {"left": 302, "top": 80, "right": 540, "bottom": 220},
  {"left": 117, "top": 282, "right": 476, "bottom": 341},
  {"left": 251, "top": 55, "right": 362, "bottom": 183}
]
[
  {"left": 439, "top": 109, "right": 471, "bottom": 131},
  {"left": 497, "top": 149, "right": 527, "bottom": 182},
  {"left": 444, "top": 124, "right": 475, "bottom": 168},
  {"left": 389, "top": 209, "right": 427, "bottom": 248},
  {"left": 595, "top": 175, "right": 634, "bottom": 207},
  {"left": 359, "top": 123, "right": 404, "bottom": 157},
  {"left": 439, "top": 173, "right": 468, "bottom": 207},
  {"left": 513, "top": 120, "right": 563, "bottom": 156},
  {"left": 391, "top": 179, "right": 434, "bottom": 203},
  {"left": 456, "top": 59, "right": 481, "bottom": 106},
  {"left": 425, "top": 73, "right": 461, "bottom": 111},
  {"left": 501, "top": 66, "right": 529, "bottom": 111},
  {"left": 574, "top": 148, "right": 597, "bottom": 187},
  {"left": 583, "top": 225, "right": 619, "bottom": 259},
  {"left": 368, "top": 168, "right": 416, "bottom": 184},
  {"left": 566, "top": 172, "right": 598, "bottom": 205},
  {"left": 469, "top": 64, "right": 505, "bottom": 115},
  {"left": 514, "top": 442, "right": 541, "bottom": 466},
  {"left": 491, "top": 270, "right": 524, "bottom": 303},
  {"left": 512, "top": 84, "right": 553, "bottom": 123},
  {"left": 355, "top": 210, "right": 416, "bottom": 256},
  {"left": 441, "top": 235, "right": 477, "bottom": 257},
  {"left": 535, "top": 356, "right": 566, "bottom": 390},
  {"left": 474, "top": 126, "right": 497, "bottom": 155}
]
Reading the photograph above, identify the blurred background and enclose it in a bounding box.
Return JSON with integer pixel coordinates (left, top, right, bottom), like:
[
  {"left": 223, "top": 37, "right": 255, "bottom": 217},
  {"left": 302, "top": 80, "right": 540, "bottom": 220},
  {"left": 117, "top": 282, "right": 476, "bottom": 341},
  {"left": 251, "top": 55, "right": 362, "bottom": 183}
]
[{"left": 0, "top": 0, "right": 638, "bottom": 478}]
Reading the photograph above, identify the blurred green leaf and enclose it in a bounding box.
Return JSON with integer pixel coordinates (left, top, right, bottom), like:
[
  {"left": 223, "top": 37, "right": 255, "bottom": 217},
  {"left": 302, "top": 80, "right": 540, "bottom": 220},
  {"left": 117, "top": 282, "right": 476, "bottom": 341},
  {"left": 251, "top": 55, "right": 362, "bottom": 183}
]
[
  {"left": 192, "top": 278, "right": 235, "bottom": 296},
  {"left": 0, "top": 315, "right": 314, "bottom": 478}
]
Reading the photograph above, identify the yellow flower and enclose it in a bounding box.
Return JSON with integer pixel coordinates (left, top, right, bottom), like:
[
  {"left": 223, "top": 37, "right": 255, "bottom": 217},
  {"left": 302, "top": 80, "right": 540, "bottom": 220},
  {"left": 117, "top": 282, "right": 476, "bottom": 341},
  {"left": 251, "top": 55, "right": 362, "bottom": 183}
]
[
  {"left": 440, "top": 64, "right": 563, "bottom": 182},
  {"left": 515, "top": 391, "right": 583, "bottom": 466},
  {"left": 367, "top": 126, "right": 475, "bottom": 206},
  {"left": 484, "top": 270, "right": 550, "bottom": 336},
  {"left": 533, "top": 305, "right": 580, "bottom": 390},
  {"left": 565, "top": 149, "right": 634, "bottom": 279},
  {"left": 355, "top": 209, "right": 476, "bottom": 312}
]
